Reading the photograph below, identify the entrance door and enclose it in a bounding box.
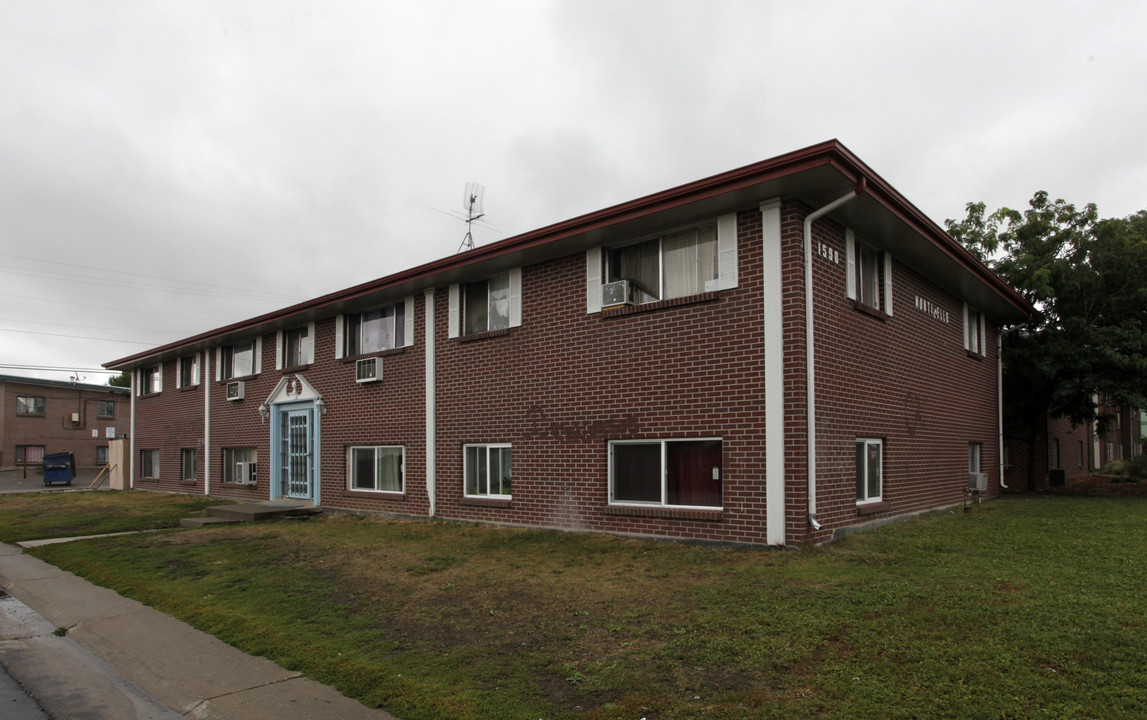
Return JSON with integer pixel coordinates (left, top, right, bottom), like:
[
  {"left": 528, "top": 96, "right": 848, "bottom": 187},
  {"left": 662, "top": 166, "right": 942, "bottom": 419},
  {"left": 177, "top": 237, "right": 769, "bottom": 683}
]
[{"left": 280, "top": 408, "right": 314, "bottom": 499}]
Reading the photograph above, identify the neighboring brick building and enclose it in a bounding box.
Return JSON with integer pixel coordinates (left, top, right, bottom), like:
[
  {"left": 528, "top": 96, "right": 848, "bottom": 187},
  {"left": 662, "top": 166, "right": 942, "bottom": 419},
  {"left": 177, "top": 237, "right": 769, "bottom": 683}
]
[
  {"left": 0, "top": 374, "right": 129, "bottom": 469},
  {"left": 105, "top": 140, "right": 1034, "bottom": 546},
  {"left": 1006, "top": 397, "right": 1143, "bottom": 490}
]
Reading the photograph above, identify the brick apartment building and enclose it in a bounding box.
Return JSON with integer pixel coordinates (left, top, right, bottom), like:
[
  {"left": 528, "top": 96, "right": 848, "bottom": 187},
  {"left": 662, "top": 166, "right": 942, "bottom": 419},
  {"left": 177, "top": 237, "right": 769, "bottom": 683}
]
[
  {"left": 105, "top": 140, "right": 1034, "bottom": 546},
  {"left": 0, "top": 374, "right": 129, "bottom": 469}
]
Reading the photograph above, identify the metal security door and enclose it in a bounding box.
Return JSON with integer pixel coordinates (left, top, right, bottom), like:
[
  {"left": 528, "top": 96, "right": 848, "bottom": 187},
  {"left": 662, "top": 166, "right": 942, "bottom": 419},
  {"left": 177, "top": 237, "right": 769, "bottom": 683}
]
[{"left": 280, "top": 408, "right": 313, "bottom": 499}]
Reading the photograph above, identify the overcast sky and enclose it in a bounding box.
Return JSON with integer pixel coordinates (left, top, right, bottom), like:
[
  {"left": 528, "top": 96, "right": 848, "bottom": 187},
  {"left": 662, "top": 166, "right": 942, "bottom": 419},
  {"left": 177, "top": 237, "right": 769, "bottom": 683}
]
[{"left": 2, "top": 0, "right": 1145, "bottom": 382}]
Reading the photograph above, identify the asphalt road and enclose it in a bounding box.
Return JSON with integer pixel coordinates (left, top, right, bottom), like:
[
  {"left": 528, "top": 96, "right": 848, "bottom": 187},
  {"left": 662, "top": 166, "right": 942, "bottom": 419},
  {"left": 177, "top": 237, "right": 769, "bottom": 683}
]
[{"left": 0, "top": 467, "right": 109, "bottom": 495}]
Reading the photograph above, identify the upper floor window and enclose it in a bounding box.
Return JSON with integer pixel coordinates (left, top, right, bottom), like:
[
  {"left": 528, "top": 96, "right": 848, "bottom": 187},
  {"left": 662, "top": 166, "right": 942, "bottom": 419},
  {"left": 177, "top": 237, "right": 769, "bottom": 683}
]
[
  {"left": 964, "top": 304, "right": 985, "bottom": 355},
  {"left": 280, "top": 324, "right": 314, "bottom": 368},
  {"left": 223, "top": 341, "right": 255, "bottom": 379},
  {"left": 140, "top": 365, "right": 162, "bottom": 395},
  {"left": 448, "top": 271, "right": 522, "bottom": 338},
  {"left": 846, "top": 230, "right": 893, "bottom": 316},
  {"left": 609, "top": 439, "right": 723, "bottom": 508},
  {"left": 96, "top": 400, "right": 115, "bottom": 419},
  {"left": 586, "top": 214, "right": 737, "bottom": 313},
  {"left": 856, "top": 437, "right": 883, "bottom": 504},
  {"left": 336, "top": 298, "right": 415, "bottom": 358},
  {"left": 16, "top": 396, "right": 45, "bottom": 416},
  {"left": 178, "top": 354, "right": 200, "bottom": 388}
]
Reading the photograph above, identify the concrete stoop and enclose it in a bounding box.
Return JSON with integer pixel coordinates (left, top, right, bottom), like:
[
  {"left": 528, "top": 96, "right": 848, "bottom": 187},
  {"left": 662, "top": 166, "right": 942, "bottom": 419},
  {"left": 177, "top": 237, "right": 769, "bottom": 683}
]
[{"left": 182, "top": 501, "right": 323, "bottom": 528}]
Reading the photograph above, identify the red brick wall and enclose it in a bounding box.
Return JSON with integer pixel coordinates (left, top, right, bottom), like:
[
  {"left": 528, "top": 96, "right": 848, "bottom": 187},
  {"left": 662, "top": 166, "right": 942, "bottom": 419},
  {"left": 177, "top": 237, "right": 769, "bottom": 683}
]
[
  {"left": 133, "top": 357, "right": 210, "bottom": 493},
  {"left": 782, "top": 203, "right": 1003, "bottom": 545},
  {"left": 432, "top": 209, "right": 770, "bottom": 544},
  {"left": 1, "top": 379, "right": 127, "bottom": 468}
]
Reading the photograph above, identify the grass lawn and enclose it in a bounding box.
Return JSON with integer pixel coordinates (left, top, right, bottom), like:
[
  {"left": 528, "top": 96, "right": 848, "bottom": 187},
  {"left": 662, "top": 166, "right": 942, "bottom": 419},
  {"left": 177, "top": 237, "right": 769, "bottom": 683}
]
[
  {"left": 0, "top": 490, "right": 225, "bottom": 543},
  {"left": 10, "top": 495, "right": 1147, "bottom": 719}
]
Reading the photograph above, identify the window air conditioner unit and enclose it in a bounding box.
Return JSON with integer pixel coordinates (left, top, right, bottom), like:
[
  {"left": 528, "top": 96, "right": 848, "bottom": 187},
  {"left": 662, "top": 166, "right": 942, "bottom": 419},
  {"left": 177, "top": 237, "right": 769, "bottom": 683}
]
[
  {"left": 234, "top": 462, "right": 257, "bottom": 485},
  {"left": 356, "top": 357, "right": 381, "bottom": 383},
  {"left": 601, "top": 279, "right": 635, "bottom": 308},
  {"left": 968, "top": 472, "right": 987, "bottom": 492},
  {"left": 226, "top": 381, "right": 245, "bottom": 401}
]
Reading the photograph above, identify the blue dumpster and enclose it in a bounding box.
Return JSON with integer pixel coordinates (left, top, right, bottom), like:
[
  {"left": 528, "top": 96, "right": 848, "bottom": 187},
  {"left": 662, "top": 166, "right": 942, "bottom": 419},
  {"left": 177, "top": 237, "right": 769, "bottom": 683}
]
[{"left": 42, "top": 452, "right": 75, "bottom": 486}]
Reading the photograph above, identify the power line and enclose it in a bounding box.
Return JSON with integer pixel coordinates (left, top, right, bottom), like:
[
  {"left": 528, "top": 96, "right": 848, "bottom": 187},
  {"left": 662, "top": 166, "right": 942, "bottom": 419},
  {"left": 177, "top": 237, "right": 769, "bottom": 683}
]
[
  {"left": 0, "top": 292, "right": 226, "bottom": 322},
  {"left": 0, "top": 327, "right": 159, "bottom": 345},
  {"left": 0, "top": 251, "right": 305, "bottom": 302},
  {"left": 0, "top": 266, "right": 300, "bottom": 304},
  {"left": 0, "top": 317, "right": 191, "bottom": 335}
]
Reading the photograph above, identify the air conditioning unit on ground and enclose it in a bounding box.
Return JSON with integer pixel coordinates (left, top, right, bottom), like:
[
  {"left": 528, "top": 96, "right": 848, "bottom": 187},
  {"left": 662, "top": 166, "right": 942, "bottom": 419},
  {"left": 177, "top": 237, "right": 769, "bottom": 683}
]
[
  {"left": 601, "top": 279, "right": 635, "bottom": 308},
  {"left": 226, "top": 381, "right": 245, "bottom": 401},
  {"left": 234, "top": 462, "right": 257, "bottom": 485},
  {"left": 356, "top": 357, "right": 381, "bottom": 383},
  {"left": 968, "top": 472, "right": 987, "bottom": 491}
]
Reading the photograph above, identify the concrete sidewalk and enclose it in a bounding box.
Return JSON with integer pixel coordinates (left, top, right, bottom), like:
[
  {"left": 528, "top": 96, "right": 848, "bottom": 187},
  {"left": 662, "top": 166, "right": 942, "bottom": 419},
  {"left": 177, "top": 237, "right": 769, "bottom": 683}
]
[{"left": 0, "top": 541, "right": 398, "bottom": 719}]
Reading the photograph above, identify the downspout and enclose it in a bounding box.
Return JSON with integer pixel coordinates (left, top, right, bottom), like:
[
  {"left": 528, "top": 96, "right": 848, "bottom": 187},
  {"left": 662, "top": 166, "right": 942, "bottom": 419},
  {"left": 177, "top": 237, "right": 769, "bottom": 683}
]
[
  {"left": 424, "top": 288, "right": 437, "bottom": 517},
  {"left": 129, "top": 368, "right": 136, "bottom": 489},
  {"left": 203, "top": 352, "right": 211, "bottom": 496},
  {"left": 996, "top": 323, "right": 1024, "bottom": 491},
  {"left": 804, "top": 179, "right": 865, "bottom": 531}
]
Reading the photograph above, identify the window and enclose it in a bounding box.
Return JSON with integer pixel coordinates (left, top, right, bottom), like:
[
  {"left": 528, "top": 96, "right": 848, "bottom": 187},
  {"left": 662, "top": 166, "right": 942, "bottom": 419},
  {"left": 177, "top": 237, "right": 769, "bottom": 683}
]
[
  {"left": 856, "top": 438, "right": 883, "bottom": 504},
  {"left": 181, "top": 449, "right": 197, "bottom": 482},
  {"left": 964, "top": 304, "right": 985, "bottom": 355},
  {"left": 606, "top": 225, "right": 719, "bottom": 304},
  {"left": 96, "top": 400, "right": 115, "bottom": 419},
  {"left": 140, "top": 449, "right": 160, "bottom": 479},
  {"left": 140, "top": 365, "right": 162, "bottom": 394},
  {"left": 1078, "top": 440, "right": 1084, "bottom": 468},
  {"left": 283, "top": 325, "right": 314, "bottom": 367},
  {"left": 609, "top": 439, "right": 723, "bottom": 508},
  {"left": 846, "top": 230, "right": 893, "bottom": 315},
  {"left": 96, "top": 446, "right": 109, "bottom": 465},
  {"left": 464, "top": 443, "right": 512, "bottom": 498},
  {"left": 179, "top": 355, "right": 200, "bottom": 388},
  {"left": 347, "top": 306, "right": 403, "bottom": 356},
  {"left": 16, "top": 446, "right": 45, "bottom": 464},
  {"left": 969, "top": 443, "right": 982, "bottom": 473},
  {"left": 464, "top": 273, "right": 511, "bottom": 334},
  {"left": 223, "top": 341, "right": 255, "bottom": 379},
  {"left": 16, "top": 396, "right": 45, "bottom": 416},
  {"left": 348, "top": 446, "right": 404, "bottom": 493},
  {"left": 222, "top": 448, "right": 257, "bottom": 483}
]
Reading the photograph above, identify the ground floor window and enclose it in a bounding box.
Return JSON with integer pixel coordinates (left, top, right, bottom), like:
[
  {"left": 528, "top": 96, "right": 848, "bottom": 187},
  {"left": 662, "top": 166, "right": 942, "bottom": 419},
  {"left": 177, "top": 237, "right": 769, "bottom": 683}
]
[
  {"left": 609, "top": 439, "right": 723, "bottom": 508},
  {"left": 223, "top": 447, "right": 257, "bottom": 483},
  {"left": 182, "top": 449, "right": 197, "bottom": 481},
  {"left": 856, "top": 438, "right": 882, "bottom": 504},
  {"left": 348, "top": 446, "right": 403, "bottom": 492},
  {"left": 16, "top": 445, "right": 45, "bottom": 465},
  {"left": 464, "top": 443, "right": 511, "bottom": 498},
  {"left": 140, "top": 449, "right": 160, "bottom": 479},
  {"left": 96, "top": 446, "right": 108, "bottom": 465}
]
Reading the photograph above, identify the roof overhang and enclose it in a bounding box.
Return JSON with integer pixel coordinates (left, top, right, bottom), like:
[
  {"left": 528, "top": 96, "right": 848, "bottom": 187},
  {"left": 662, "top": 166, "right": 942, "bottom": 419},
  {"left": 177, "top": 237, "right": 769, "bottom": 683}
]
[{"left": 106, "top": 140, "right": 1034, "bottom": 370}]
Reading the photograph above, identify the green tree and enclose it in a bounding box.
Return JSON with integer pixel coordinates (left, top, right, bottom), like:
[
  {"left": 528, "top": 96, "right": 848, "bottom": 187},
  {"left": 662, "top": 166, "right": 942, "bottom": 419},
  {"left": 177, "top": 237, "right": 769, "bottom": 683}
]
[
  {"left": 107, "top": 371, "right": 131, "bottom": 388},
  {"left": 947, "top": 194, "right": 1147, "bottom": 489}
]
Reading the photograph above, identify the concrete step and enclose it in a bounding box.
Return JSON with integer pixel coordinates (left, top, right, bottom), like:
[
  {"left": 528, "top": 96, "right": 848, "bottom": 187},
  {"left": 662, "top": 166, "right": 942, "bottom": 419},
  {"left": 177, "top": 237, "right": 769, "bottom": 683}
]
[
  {"left": 179, "top": 517, "right": 241, "bottom": 529},
  {"left": 204, "top": 502, "right": 322, "bottom": 523}
]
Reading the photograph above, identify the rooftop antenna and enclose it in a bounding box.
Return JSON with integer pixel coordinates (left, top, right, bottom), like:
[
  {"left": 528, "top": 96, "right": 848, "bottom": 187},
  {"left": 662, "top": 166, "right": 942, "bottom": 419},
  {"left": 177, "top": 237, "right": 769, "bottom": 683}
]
[{"left": 457, "top": 182, "right": 485, "bottom": 253}]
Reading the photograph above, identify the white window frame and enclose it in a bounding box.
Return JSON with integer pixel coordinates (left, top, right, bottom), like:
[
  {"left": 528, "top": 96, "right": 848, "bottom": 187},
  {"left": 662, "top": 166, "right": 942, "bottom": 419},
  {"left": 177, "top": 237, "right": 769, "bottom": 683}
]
[
  {"left": 96, "top": 446, "right": 109, "bottom": 465},
  {"left": 845, "top": 230, "right": 894, "bottom": 316},
  {"left": 607, "top": 438, "right": 724, "bottom": 509},
  {"left": 964, "top": 303, "right": 986, "bottom": 355},
  {"left": 15, "top": 396, "right": 45, "bottom": 416},
  {"left": 277, "top": 323, "right": 316, "bottom": 369},
  {"left": 222, "top": 448, "right": 257, "bottom": 483},
  {"left": 856, "top": 437, "right": 883, "bottom": 505},
  {"left": 177, "top": 354, "right": 200, "bottom": 388},
  {"left": 336, "top": 297, "right": 415, "bottom": 359},
  {"left": 448, "top": 270, "right": 522, "bottom": 338},
  {"left": 140, "top": 449, "right": 160, "bottom": 479},
  {"left": 346, "top": 445, "right": 405, "bottom": 493},
  {"left": 463, "top": 443, "right": 512, "bottom": 499},
  {"left": 139, "top": 365, "right": 162, "bottom": 395},
  {"left": 222, "top": 339, "right": 259, "bottom": 380},
  {"left": 587, "top": 214, "right": 738, "bottom": 314},
  {"left": 181, "top": 449, "right": 197, "bottom": 482},
  {"left": 96, "top": 400, "right": 115, "bottom": 419}
]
